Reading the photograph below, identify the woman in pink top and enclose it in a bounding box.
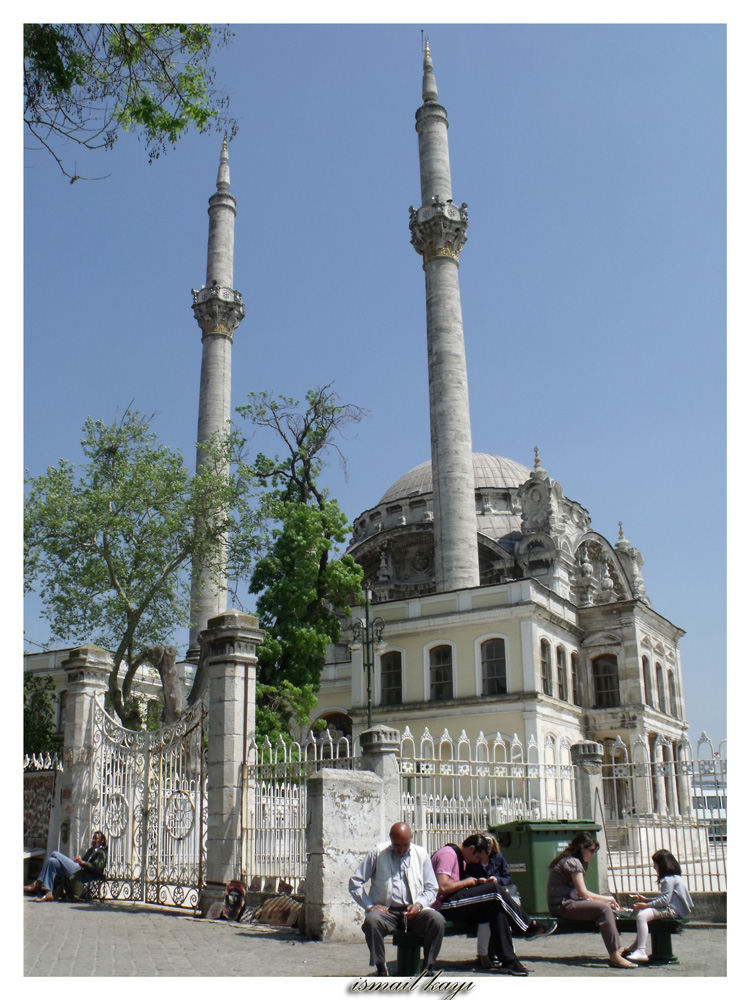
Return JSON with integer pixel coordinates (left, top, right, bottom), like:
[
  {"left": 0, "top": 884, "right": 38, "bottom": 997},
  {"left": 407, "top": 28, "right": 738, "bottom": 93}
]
[{"left": 432, "top": 834, "right": 556, "bottom": 976}]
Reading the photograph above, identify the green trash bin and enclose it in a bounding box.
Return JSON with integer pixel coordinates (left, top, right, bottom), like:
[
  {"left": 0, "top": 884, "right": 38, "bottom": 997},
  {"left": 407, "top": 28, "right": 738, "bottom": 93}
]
[{"left": 489, "top": 819, "right": 601, "bottom": 915}]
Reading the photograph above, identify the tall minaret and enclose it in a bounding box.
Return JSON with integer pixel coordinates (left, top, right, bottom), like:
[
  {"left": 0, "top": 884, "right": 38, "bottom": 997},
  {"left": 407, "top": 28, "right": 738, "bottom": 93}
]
[
  {"left": 187, "top": 142, "right": 245, "bottom": 659},
  {"left": 409, "top": 41, "right": 480, "bottom": 591}
]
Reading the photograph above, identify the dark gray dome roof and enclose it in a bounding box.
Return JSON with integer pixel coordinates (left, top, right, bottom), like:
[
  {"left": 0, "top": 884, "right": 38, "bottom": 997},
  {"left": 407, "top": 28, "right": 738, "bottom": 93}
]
[{"left": 378, "top": 453, "right": 532, "bottom": 505}]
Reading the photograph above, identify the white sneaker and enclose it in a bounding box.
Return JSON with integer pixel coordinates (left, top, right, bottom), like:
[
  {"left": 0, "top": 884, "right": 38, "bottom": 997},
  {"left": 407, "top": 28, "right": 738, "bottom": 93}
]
[{"left": 628, "top": 949, "right": 649, "bottom": 962}]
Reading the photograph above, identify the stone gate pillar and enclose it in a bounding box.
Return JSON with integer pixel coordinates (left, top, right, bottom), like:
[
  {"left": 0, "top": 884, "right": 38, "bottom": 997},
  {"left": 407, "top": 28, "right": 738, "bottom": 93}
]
[
  {"left": 571, "top": 740, "right": 610, "bottom": 892},
  {"left": 59, "top": 645, "right": 112, "bottom": 855},
  {"left": 199, "top": 610, "right": 264, "bottom": 915}
]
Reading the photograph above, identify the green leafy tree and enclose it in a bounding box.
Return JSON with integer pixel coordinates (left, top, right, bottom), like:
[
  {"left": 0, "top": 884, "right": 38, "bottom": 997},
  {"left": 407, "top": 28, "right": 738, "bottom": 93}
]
[
  {"left": 24, "top": 673, "right": 61, "bottom": 756},
  {"left": 238, "top": 387, "right": 365, "bottom": 740},
  {"left": 24, "top": 23, "right": 236, "bottom": 179},
  {"left": 24, "top": 410, "right": 258, "bottom": 728}
]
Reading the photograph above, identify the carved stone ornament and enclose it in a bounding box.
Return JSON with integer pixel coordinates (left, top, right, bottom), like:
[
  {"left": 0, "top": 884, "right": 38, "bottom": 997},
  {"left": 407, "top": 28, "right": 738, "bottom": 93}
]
[
  {"left": 192, "top": 286, "right": 246, "bottom": 338},
  {"left": 410, "top": 200, "right": 468, "bottom": 261}
]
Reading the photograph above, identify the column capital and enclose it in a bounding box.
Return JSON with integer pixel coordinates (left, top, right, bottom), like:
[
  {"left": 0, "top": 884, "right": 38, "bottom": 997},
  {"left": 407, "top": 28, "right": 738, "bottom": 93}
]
[
  {"left": 60, "top": 644, "right": 112, "bottom": 689},
  {"left": 571, "top": 741, "right": 604, "bottom": 774},
  {"left": 360, "top": 724, "right": 401, "bottom": 755},
  {"left": 202, "top": 610, "right": 265, "bottom": 662}
]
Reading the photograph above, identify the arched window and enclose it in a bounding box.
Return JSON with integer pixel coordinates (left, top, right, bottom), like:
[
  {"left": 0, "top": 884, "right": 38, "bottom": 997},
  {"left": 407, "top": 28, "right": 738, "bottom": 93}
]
[
  {"left": 315, "top": 711, "right": 353, "bottom": 741},
  {"left": 556, "top": 646, "right": 568, "bottom": 701},
  {"left": 429, "top": 645, "right": 453, "bottom": 701},
  {"left": 642, "top": 655, "right": 653, "bottom": 707},
  {"left": 540, "top": 639, "right": 552, "bottom": 696},
  {"left": 592, "top": 654, "right": 620, "bottom": 708},
  {"left": 481, "top": 638, "right": 507, "bottom": 696},
  {"left": 380, "top": 651, "right": 402, "bottom": 706},
  {"left": 655, "top": 663, "right": 666, "bottom": 712},
  {"left": 667, "top": 670, "right": 677, "bottom": 717},
  {"left": 571, "top": 652, "right": 583, "bottom": 706}
]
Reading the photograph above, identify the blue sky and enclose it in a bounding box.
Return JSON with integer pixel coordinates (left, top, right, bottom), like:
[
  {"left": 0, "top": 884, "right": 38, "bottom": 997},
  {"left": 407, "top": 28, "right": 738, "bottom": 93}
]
[{"left": 21, "top": 20, "right": 727, "bottom": 743}]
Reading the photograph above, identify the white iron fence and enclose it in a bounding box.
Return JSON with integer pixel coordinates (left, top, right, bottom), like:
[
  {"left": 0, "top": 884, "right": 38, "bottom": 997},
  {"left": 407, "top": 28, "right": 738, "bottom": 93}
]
[
  {"left": 602, "top": 732, "right": 726, "bottom": 893},
  {"left": 399, "top": 727, "right": 577, "bottom": 852},
  {"left": 241, "top": 729, "right": 357, "bottom": 893},
  {"left": 235, "top": 727, "right": 729, "bottom": 898}
]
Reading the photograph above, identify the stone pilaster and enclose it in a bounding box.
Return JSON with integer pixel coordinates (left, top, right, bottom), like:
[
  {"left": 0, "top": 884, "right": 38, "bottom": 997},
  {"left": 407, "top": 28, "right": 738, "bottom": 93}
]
[
  {"left": 199, "top": 610, "right": 264, "bottom": 915},
  {"left": 59, "top": 645, "right": 112, "bottom": 854}
]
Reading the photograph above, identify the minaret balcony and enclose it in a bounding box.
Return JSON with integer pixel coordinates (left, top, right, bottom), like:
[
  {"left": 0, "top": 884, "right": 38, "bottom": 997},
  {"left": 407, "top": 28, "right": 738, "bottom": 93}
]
[
  {"left": 192, "top": 285, "right": 245, "bottom": 337},
  {"left": 409, "top": 200, "right": 468, "bottom": 260}
]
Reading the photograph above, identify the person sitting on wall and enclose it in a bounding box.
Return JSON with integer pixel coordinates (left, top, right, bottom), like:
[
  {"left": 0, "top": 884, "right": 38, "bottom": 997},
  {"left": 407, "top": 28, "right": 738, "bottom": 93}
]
[
  {"left": 464, "top": 835, "right": 515, "bottom": 968},
  {"left": 349, "top": 822, "right": 445, "bottom": 977},
  {"left": 546, "top": 830, "right": 636, "bottom": 969},
  {"left": 24, "top": 830, "right": 108, "bottom": 902},
  {"left": 431, "top": 833, "right": 557, "bottom": 977}
]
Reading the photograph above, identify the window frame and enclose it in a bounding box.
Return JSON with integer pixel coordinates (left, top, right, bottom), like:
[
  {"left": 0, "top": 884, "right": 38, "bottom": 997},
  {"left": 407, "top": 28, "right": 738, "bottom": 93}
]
[
  {"left": 424, "top": 642, "right": 455, "bottom": 702},
  {"left": 378, "top": 648, "right": 403, "bottom": 706},
  {"left": 477, "top": 635, "right": 508, "bottom": 697},
  {"left": 592, "top": 653, "right": 621, "bottom": 708}
]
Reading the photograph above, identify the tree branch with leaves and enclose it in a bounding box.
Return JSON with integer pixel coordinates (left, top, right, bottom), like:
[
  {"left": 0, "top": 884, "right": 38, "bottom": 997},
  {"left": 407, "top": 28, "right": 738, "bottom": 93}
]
[
  {"left": 24, "top": 23, "right": 236, "bottom": 180},
  {"left": 237, "top": 386, "right": 366, "bottom": 740}
]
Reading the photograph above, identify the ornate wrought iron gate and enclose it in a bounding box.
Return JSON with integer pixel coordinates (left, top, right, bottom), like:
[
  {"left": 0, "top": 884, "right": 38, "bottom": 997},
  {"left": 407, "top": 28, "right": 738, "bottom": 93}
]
[{"left": 89, "top": 701, "right": 207, "bottom": 908}]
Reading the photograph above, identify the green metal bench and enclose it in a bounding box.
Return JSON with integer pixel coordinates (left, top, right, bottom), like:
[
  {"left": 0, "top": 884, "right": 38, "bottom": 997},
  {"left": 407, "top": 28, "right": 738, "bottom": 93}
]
[
  {"left": 552, "top": 914, "right": 688, "bottom": 965},
  {"left": 392, "top": 913, "right": 688, "bottom": 973},
  {"left": 393, "top": 920, "right": 476, "bottom": 976}
]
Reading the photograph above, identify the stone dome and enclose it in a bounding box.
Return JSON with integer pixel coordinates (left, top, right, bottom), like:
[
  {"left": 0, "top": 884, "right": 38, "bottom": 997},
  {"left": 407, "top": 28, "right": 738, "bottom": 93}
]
[{"left": 378, "top": 452, "right": 532, "bottom": 505}]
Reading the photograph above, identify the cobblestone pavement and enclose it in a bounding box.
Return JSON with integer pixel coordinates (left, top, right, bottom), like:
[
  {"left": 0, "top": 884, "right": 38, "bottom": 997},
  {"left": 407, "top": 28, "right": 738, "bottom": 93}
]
[{"left": 23, "top": 899, "right": 727, "bottom": 983}]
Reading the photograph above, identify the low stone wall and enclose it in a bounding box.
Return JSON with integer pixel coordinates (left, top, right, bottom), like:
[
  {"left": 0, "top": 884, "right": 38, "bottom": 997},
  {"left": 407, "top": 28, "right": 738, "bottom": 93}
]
[{"left": 690, "top": 892, "right": 727, "bottom": 923}]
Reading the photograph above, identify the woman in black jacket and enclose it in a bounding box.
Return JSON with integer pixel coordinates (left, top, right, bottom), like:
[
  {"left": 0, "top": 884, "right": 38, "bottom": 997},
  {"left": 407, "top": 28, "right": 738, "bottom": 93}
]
[{"left": 25, "top": 830, "right": 107, "bottom": 901}]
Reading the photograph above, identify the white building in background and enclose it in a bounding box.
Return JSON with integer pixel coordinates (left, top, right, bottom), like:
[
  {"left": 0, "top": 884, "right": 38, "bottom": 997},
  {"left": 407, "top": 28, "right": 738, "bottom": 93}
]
[{"left": 24, "top": 646, "right": 178, "bottom": 738}]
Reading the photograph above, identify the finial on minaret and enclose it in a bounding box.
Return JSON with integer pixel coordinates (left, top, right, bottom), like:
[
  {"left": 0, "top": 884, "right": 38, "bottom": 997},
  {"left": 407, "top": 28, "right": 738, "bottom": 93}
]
[
  {"left": 534, "top": 446, "right": 540, "bottom": 469},
  {"left": 422, "top": 36, "right": 438, "bottom": 103},
  {"left": 217, "top": 140, "right": 230, "bottom": 192}
]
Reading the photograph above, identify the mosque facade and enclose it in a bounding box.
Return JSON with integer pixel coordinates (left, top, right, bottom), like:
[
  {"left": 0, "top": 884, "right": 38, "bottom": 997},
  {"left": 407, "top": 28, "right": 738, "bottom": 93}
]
[{"left": 312, "top": 44, "right": 689, "bottom": 767}]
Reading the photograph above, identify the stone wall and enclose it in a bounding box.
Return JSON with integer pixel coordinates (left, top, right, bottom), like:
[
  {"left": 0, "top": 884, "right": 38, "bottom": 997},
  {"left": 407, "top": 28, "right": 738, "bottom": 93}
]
[
  {"left": 690, "top": 893, "right": 727, "bottom": 924},
  {"left": 24, "top": 770, "right": 57, "bottom": 848}
]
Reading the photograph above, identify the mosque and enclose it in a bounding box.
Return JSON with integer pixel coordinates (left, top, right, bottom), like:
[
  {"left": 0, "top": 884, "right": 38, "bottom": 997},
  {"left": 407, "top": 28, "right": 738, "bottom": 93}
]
[
  {"left": 25, "top": 44, "right": 690, "bottom": 781},
  {"left": 310, "top": 44, "right": 689, "bottom": 766}
]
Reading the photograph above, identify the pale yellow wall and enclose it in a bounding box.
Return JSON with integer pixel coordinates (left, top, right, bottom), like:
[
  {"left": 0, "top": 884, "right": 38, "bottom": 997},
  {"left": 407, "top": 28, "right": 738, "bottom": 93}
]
[{"left": 314, "top": 580, "right": 688, "bottom": 750}]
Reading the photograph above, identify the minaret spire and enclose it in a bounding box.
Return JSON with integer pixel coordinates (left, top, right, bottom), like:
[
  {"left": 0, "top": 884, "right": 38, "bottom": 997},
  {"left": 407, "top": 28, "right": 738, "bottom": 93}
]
[
  {"left": 409, "top": 42, "right": 479, "bottom": 592},
  {"left": 187, "top": 144, "right": 246, "bottom": 658}
]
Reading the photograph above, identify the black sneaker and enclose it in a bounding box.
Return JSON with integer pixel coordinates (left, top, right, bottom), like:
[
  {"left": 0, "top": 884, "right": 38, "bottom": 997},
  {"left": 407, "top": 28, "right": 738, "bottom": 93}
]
[
  {"left": 525, "top": 919, "right": 557, "bottom": 939},
  {"left": 500, "top": 960, "right": 529, "bottom": 976}
]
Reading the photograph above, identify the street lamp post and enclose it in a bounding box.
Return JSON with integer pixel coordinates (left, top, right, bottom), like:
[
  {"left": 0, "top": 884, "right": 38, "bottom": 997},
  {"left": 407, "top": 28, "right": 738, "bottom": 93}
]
[{"left": 350, "top": 589, "right": 385, "bottom": 729}]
